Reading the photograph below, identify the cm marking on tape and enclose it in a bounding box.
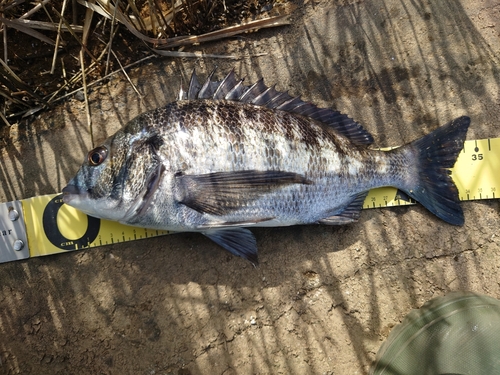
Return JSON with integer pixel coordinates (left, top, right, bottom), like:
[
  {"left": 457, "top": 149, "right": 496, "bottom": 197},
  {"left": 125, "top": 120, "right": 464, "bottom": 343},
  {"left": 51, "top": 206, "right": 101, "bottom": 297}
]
[{"left": 42, "top": 195, "right": 101, "bottom": 251}]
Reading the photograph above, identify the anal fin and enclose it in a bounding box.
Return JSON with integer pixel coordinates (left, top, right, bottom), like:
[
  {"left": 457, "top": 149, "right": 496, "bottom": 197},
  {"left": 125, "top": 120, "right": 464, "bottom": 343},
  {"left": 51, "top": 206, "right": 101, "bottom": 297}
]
[
  {"left": 318, "top": 192, "right": 368, "bottom": 225},
  {"left": 395, "top": 189, "right": 412, "bottom": 202}
]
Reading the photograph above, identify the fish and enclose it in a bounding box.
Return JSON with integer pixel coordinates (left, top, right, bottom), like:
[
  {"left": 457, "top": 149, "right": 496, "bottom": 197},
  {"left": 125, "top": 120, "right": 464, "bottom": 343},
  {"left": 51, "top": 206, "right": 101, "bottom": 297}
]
[{"left": 62, "top": 69, "right": 470, "bottom": 264}]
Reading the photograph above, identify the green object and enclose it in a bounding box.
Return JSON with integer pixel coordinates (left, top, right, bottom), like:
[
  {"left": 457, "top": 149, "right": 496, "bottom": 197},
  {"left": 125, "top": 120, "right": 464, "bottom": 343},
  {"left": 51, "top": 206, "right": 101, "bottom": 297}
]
[{"left": 371, "top": 292, "right": 500, "bottom": 375}]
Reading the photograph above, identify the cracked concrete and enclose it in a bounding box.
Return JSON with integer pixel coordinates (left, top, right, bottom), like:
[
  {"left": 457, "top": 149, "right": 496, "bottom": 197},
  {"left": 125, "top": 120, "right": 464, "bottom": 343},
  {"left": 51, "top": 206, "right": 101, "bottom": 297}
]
[{"left": 1, "top": 0, "right": 500, "bottom": 374}]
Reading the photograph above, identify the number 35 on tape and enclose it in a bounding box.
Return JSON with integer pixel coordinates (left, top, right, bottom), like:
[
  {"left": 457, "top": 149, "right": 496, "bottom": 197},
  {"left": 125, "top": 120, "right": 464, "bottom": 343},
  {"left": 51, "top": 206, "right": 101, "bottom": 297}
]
[
  {"left": 454, "top": 138, "right": 500, "bottom": 200},
  {"left": 22, "top": 194, "right": 170, "bottom": 258}
]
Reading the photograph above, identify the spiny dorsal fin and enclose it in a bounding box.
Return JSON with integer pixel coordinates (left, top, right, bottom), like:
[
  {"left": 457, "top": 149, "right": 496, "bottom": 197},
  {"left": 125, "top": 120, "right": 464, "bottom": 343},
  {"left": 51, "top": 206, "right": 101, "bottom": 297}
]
[
  {"left": 179, "top": 68, "right": 374, "bottom": 146},
  {"left": 213, "top": 69, "right": 239, "bottom": 99}
]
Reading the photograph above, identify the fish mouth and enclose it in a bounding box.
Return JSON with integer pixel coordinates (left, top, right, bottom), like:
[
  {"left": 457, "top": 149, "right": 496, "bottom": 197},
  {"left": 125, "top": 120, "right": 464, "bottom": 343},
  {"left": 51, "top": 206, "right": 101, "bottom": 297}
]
[{"left": 62, "top": 184, "right": 87, "bottom": 205}]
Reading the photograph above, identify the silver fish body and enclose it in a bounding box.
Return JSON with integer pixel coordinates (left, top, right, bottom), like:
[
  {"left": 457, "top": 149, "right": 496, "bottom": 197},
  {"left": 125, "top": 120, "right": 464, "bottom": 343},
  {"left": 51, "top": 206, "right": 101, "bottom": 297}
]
[{"left": 63, "top": 70, "right": 470, "bottom": 263}]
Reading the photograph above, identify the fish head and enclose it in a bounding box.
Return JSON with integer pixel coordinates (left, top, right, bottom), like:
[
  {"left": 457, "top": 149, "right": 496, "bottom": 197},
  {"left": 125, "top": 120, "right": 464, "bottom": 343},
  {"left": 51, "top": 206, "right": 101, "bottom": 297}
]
[
  {"left": 62, "top": 125, "right": 165, "bottom": 222},
  {"left": 62, "top": 130, "right": 130, "bottom": 220}
]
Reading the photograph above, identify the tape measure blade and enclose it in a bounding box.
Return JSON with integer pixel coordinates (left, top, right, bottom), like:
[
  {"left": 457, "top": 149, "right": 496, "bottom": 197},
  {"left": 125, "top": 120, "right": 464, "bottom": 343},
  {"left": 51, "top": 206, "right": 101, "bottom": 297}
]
[
  {"left": 363, "top": 187, "right": 416, "bottom": 209},
  {"left": 452, "top": 138, "right": 500, "bottom": 201},
  {"left": 23, "top": 194, "right": 170, "bottom": 258},
  {"left": 23, "top": 194, "right": 75, "bottom": 257}
]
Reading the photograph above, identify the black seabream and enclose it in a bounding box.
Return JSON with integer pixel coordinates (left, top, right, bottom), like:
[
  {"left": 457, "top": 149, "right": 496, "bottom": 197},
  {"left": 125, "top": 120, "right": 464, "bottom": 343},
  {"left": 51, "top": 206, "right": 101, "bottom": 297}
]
[{"left": 62, "top": 70, "right": 470, "bottom": 264}]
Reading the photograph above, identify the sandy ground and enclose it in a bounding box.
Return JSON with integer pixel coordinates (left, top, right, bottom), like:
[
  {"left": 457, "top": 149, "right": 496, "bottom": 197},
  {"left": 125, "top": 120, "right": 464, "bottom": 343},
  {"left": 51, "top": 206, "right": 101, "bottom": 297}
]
[{"left": 1, "top": 0, "right": 500, "bottom": 374}]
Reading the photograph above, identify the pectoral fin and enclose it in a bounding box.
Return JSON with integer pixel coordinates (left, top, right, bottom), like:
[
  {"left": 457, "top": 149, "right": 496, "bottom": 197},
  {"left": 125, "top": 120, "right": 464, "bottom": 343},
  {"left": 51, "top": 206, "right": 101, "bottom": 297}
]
[
  {"left": 203, "top": 227, "right": 258, "bottom": 265},
  {"left": 175, "top": 170, "right": 311, "bottom": 216}
]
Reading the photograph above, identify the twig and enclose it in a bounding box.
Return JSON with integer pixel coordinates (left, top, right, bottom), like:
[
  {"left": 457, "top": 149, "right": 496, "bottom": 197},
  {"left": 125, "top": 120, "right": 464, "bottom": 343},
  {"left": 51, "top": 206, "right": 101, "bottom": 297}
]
[
  {"left": 2, "top": 0, "right": 25, "bottom": 12},
  {"left": 147, "top": 0, "right": 156, "bottom": 35},
  {"left": 110, "top": 49, "right": 143, "bottom": 102},
  {"left": 78, "top": 0, "right": 111, "bottom": 19},
  {"left": 105, "top": 0, "right": 120, "bottom": 76},
  {"left": 51, "top": 0, "right": 69, "bottom": 74},
  {"left": 61, "top": 57, "right": 68, "bottom": 87},
  {"left": 77, "top": 0, "right": 289, "bottom": 48},
  {"left": 46, "top": 30, "right": 118, "bottom": 104},
  {"left": 72, "top": 0, "right": 78, "bottom": 25},
  {"left": 126, "top": 0, "right": 146, "bottom": 31},
  {"left": 152, "top": 49, "right": 252, "bottom": 59},
  {"left": 0, "top": 16, "right": 57, "bottom": 45},
  {"left": 7, "top": 19, "right": 83, "bottom": 32},
  {"left": 0, "top": 110, "right": 12, "bottom": 127},
  {"left": 0, "top": 57, "right": 43, "bottom": 101},
  {"left": 79, "top": 50, "right": 94, "bottom": 148},
  {"left": 81, "top": 0, "right": 95, "bottom": 46},
  {"left": 156, "top": 15, "right": 290, "bottom": 48},
  {"left": 39, "top": 0, "right": 58, "bottom": 26},
  {"left": 51, "top": 5, "right": 98, "bottom": 62},
  {"left": 2, "top": 17, "right": 7, "bottom": 64},
  {"left": 20, "top": 0, "right": 51, "bottom": 19},
  {"left": 153, "top": 0, "right": 169, "bottom": 37},
  {"left": 0, "top": 88, "right": 27, "bottom": 107},
  {"left": 48, "top": 55, "right": 157, "bottom": 104}
]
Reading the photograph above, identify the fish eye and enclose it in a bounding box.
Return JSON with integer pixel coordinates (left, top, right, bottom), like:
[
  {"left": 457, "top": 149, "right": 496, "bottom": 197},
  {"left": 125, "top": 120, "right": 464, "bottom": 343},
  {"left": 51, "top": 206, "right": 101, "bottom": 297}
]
[{"left": 87, "top": 146, "right": 108, "bottom": 166}]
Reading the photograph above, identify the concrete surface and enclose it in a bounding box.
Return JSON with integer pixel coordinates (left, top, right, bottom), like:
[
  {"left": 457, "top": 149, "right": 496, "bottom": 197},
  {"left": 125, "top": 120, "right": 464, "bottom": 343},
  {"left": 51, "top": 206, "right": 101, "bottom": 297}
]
[{"left": 1, "top": 0, "right": 500, "bottom": 374}]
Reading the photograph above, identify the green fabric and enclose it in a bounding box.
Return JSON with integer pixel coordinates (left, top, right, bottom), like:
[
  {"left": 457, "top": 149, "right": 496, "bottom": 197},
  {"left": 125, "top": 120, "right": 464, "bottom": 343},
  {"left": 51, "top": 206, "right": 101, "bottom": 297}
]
[{"left": 371, "top": 292, "right": 500, "bottom": 375}]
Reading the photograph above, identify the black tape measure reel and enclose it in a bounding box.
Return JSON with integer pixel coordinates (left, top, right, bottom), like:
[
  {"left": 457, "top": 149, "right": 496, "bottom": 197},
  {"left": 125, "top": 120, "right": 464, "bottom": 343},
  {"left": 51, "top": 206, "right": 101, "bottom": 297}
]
[{"left": 42, "top": 195, "right": 100, "bottom": 250}]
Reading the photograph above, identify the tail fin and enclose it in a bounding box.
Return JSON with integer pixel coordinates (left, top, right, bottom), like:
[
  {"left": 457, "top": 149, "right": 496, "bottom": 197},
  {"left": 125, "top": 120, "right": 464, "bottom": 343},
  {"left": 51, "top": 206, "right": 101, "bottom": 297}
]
[{"left": 399, "top": 116, "right": 470, "bottom": 225}]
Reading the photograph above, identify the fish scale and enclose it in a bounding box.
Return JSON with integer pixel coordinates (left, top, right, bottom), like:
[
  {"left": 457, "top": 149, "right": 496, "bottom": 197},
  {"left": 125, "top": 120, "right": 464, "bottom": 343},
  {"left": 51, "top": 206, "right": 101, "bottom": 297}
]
[{"left": 62, "top": 69, "right": 470, "bottom": 264}]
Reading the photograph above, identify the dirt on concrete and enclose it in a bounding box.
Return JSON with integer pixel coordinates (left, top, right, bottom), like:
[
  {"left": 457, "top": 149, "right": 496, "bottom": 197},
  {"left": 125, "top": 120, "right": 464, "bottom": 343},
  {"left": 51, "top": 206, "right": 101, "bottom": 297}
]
[{"left": 1, "top": 0, "right": 500, "bottom": 374}]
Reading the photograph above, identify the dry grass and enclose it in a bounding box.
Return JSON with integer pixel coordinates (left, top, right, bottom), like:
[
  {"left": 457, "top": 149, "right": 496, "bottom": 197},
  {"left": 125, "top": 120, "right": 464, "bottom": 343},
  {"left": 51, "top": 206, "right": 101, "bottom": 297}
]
[{"left": 0, "top": 0, "right": 291, "bottom": 127}]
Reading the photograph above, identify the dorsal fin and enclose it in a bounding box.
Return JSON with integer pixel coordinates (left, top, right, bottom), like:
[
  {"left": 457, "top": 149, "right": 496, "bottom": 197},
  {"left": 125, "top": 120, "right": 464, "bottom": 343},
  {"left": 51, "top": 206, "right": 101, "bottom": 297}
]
[
  {"left": 179, "top": 69, "right": 374, "bottom": 145},
  {"left": 213, "top": 69, "right": 238, "bottom": 99},
  {"left": 197, "top": 69, "right": 218, "bottom": 99},
  {"left": 187, "top": 69, "right": 201, "bottom": 99}
]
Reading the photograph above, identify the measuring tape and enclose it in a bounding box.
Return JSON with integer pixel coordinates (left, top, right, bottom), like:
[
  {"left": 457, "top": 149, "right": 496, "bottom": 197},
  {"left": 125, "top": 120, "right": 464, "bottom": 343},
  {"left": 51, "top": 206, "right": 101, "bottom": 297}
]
[
  {"left": 0, "top": 195, "right": 170, "bottom": 263},
  {"left": 1, "top": 138, "right": 499, "bottom": 264}
]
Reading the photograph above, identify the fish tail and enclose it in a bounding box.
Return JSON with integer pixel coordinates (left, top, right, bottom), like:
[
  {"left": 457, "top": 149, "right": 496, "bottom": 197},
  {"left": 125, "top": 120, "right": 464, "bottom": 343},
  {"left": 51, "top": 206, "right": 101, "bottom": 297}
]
[{"left": 398, "top": 116, "right": 470, "bottom": 225}]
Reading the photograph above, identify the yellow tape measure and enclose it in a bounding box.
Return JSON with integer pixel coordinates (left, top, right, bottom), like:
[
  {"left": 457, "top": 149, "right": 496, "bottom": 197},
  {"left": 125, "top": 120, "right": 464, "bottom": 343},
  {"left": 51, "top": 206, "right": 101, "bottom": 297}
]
[
  {"left": 21, "top": 195, "right": 170, "bottom": 258},
  {"left": 363, "top": 138, "right": 500, "bottom": 208},
  {"left": 0, "top": 138, "right": 498, "bottom": 263}
]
